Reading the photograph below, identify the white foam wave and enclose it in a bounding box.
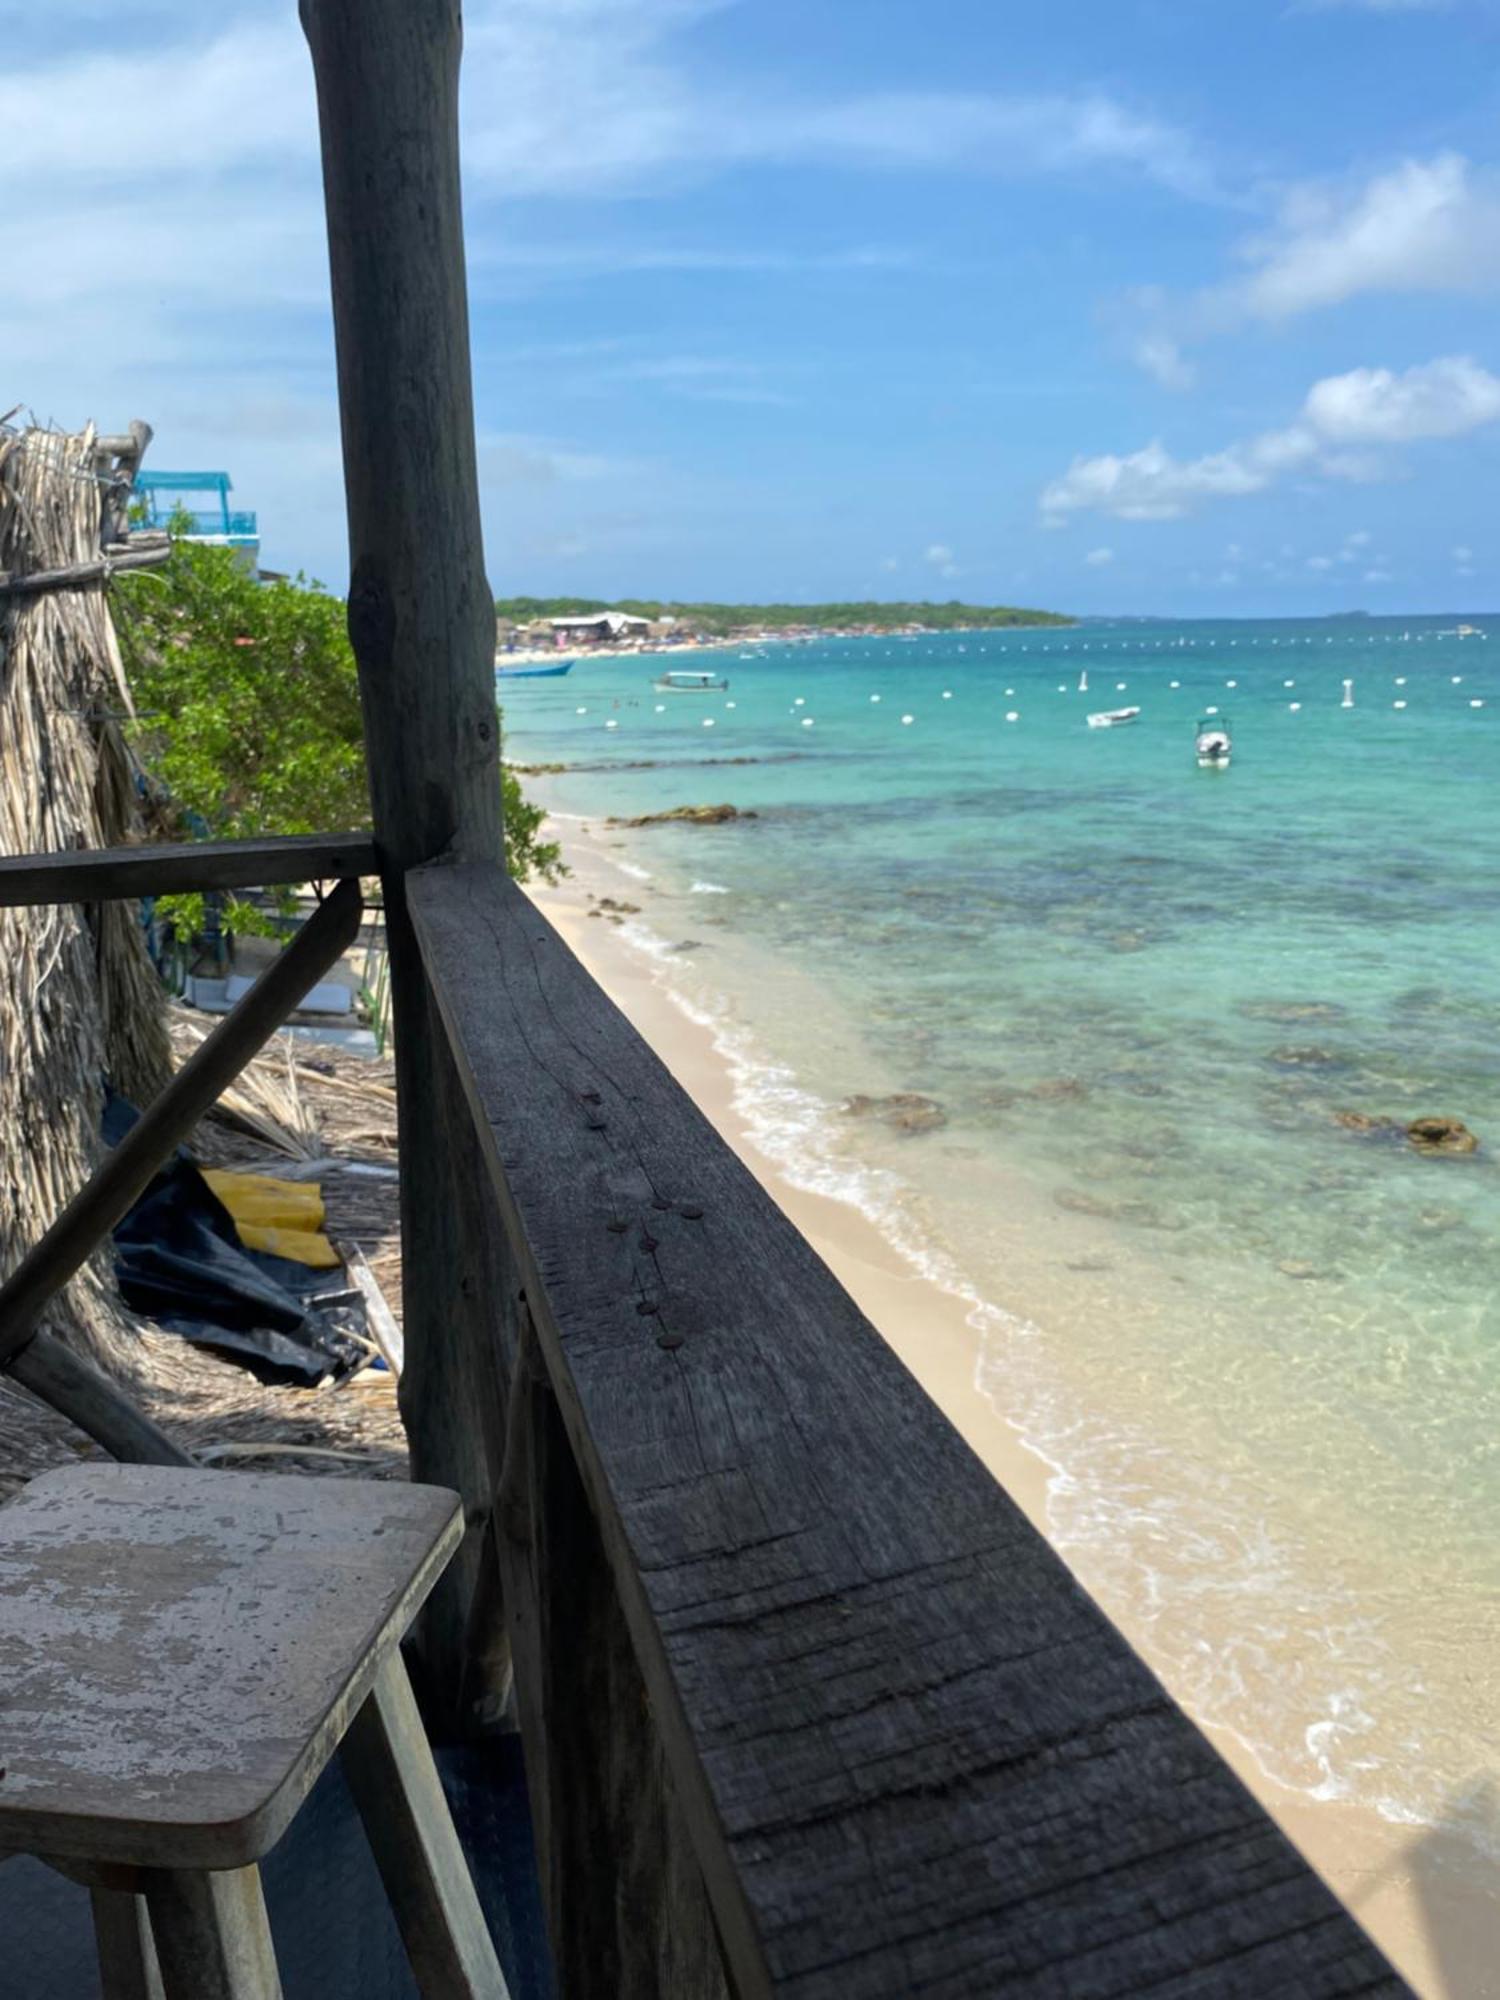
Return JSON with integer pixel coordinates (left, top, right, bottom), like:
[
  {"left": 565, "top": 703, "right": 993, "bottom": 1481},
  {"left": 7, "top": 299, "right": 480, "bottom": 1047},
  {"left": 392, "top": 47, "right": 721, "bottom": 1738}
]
[
  {"left": 613, "top": 858, "right": 653, "bottom": 882},
  {"left": 690, "top": 880, "right": 729, "bottom": 895},
  {"left": 600, "top": 903, "right": 1493, "bottom": 1858}
]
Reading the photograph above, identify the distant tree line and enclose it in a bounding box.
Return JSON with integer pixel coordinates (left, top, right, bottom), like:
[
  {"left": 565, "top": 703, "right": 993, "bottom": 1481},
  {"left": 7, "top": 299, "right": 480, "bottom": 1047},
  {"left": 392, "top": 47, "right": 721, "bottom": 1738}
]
[{"left": 495, "top": 596, "right": 1073, "bottom": 634}]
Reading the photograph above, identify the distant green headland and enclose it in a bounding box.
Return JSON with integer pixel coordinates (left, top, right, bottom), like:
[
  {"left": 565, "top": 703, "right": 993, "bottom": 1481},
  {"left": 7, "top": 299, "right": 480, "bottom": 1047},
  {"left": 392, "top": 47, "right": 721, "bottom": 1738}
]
[{"left": 495, "top": 596, "right": 1073, "bottom": 635}]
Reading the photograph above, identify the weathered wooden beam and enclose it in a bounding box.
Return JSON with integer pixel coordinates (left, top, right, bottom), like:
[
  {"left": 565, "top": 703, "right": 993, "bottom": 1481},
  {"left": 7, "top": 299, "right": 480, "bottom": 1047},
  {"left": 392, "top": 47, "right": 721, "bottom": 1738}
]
[
  {"left": 338, "top": 1239, "right": 405, "bottom": 1376},
  {"left": 495, "top": 1305, "right": 730, "bottom": 1998},
  {"left": 410, "top": 859, "right": 1403, "bottom": 2000},
  {"left": 0, "top": 544, "right": 173, "bottom": 597},
  {"left": 0, "top": 880, "right": 364, "bottom": 1369},
  {"left": 10, "top": 1332, "right": 192, "bottom": 1468},
  {"left": 301, "top": 0, "right": 516, "bottom": 1706},
  {"left": 0, "top": 833, "right": 378, "bottom": 908}
]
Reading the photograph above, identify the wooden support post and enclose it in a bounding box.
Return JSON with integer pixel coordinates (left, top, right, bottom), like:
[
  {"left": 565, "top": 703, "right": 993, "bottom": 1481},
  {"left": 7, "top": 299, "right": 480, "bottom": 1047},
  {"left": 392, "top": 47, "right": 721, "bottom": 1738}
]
[
  {"left": 0, "top": 879, "right": 363, "bottom": 1370},
  {"left": 341, "top": 1653, "right": 512, "bottom": 1999},
  {"left": 141, "top": 1867, "right": 282, "bottom": 2000},
  {"left": 301, "top": 0, "right": 516, "bottom": 1705},
  {"left": 91, "top": 1886, "right": 166, "bottom": 2000}
]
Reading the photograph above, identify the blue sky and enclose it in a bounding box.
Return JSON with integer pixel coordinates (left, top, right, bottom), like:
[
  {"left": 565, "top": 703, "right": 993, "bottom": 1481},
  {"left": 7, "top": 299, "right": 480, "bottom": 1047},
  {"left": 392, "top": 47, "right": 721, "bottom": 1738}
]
[{"left": 6, "top": 0, "right": 1500, "bottom": 613}]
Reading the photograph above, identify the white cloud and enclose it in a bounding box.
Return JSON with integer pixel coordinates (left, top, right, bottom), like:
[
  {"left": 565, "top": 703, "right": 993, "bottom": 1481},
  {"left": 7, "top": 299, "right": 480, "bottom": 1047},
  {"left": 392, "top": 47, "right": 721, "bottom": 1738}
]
[
  {"left": 1041, "top": 430, "right": 1317, "bottom": 522},
  {"left": 925, "top": 543, "right": 956, "bottom": 565},
  {"left": 1042, "top": 355, "right": 1500, "bottom": 521},
  {"left": 1125, "top": 153, "right": 1500, "bottom": 375},
  {"left": 1453, "top": 543, "right": 1474, "bottom": 560},
  {"left": 1085, "top": 546, "right": 1116, "bottom": 566},
  {"left": 1132, "top": 334, "right": 1196, "bottom": 391},
  {"left": 1364, "top": 567, "right": 1395, "bottom": 582},
  {"left": 1307, "top": 555, "right": 1336, "bottom": 570},
  {"left": 1239, "top": 154, "right": 1500, "bottom": 319},
  {"left": 1305, "top": 357, "right": 1500, "bottom": 441}
]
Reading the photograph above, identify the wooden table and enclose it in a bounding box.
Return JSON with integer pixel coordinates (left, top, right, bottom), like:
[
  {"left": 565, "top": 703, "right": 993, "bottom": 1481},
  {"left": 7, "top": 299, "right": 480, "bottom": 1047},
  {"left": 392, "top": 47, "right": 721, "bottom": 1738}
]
[{"left": 0, "top": 1465, "right": 510, "bottom": 1999}]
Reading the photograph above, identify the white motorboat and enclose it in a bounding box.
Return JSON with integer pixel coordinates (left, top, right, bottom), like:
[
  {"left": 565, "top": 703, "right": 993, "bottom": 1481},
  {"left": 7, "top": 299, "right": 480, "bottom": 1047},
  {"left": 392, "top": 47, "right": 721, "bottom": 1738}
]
[
  {"left": 1086, "top": 705, "right": 1140, "bottom": 729},
  {"left": 652, "top": 669, "right": 729, "bottom": 693},
  {"left": 1195, "top": 712, "right": 1232, "bottom": 768}
]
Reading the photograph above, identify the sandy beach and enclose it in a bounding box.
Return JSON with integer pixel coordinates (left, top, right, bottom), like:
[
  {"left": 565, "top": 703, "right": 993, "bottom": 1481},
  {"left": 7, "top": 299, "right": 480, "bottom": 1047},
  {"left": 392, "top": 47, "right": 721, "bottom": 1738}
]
[{"left": 525, "top": 805, "right": 1500, "bottom": 2000}]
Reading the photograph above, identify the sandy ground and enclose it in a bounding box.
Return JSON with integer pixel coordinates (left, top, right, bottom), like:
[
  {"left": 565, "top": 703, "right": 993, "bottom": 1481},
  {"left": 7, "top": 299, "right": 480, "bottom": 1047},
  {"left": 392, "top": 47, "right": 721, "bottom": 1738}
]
[{"left": 526, "top": 816, "right": 1500, "bottom": 2000}]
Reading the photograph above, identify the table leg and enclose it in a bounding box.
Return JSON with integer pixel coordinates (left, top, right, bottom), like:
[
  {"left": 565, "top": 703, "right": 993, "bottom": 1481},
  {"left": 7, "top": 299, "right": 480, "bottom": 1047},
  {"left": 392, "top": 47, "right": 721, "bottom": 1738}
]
[
  {"left": 91, "top": 1887, "right": 165, "bottom": 2000},
  {"left": 142, "top": 1866, "right": 283, "bottom": 2000},
  {"left": 342, "top": 1651, "right": 511, "bottom": 1999}
]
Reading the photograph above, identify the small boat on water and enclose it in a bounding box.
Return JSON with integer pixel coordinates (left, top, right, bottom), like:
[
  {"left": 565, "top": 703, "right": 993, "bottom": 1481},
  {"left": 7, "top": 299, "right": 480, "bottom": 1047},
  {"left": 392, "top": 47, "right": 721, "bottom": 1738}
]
[
  {"left": 652, "top": 669, "right": 729, "bottom": 693},
  {"left": 1086, "top": 705, "right": 1139, "bottom": 729},
  {"left": 1195, "top": 712, "right": 1232, "bottom": 768},
  {"left": 496, "top": 657, "right": 574, "bottom": 679}
]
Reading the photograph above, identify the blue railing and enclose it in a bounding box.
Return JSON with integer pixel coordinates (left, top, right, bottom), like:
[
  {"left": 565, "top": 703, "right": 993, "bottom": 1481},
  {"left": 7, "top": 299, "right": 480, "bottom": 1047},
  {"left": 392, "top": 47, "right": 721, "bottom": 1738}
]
[{"left": 170, "top": 510, "right": 258, "bottom": 539}]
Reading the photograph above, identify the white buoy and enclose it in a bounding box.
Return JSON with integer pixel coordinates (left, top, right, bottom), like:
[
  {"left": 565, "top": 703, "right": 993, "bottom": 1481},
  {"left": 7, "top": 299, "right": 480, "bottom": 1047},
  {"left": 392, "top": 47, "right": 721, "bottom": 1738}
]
[
  {"left": 605, "top": 719, "right": 618, "bottom": 730},
  {"left": 1289, "top": 702, "right": 1302, "bottom": 712},
  {"left": 576, "top": 706, "right": 588, "bottom": 714},
  {"left": 1116, "top": 682, "right": 1127, "bottom": 691},
  {"left": 801, "top": 717, "right": 815, "bottom": 728},
  {"left": 703, "top": 718, "right": 715, "bottom": 728},
  {"left": 901, "top": 713, "right": 915, "bottom": 725},
  {"left": 1169, "top": 679, "right": 1180, "bottom": 689},
  {"left": 794, "top": 696, "right": 805, "bottom": 706},
  {"left": 1452, "top": 676, "right": 1464, "bottom": 685},
  {"left": 941, "top": 690, "right": 953, "bottom": 700},
  {"left": 654, "top": 703, "right": 665, "bottom": 712},
  {"left": 1205, "top": 704, "right": 1219, "bottom": 715},
  {"left": 726, "top": 700, "right": 736, "bottom": 709},
  {"left": 1471, "top": 698, "right": 1485, "bottom": 709},
  {"left": 1342, "top": 679, "right": 1354, "bottom": 709},
  {"left": 1393, "top": 700, "right": 1407, "bottom": 711},
  {"left": 870, "top": 694, "right": 881, "bottom": 703},
  {"left": 1226, "top": 679, "right": 1237, "bottom": 688},
  {"left": 1005, "top": 688, "right": 1015, "bottom": 697},
  {"left": 1005, "top": 711, "right": 1019, "bottom": 722},
  {"left": 1284, "top": 679, "right": 1294, "bottom": 688},
  {"left": 1394, "top": 678, "right": 1406, "bottom": 687}
]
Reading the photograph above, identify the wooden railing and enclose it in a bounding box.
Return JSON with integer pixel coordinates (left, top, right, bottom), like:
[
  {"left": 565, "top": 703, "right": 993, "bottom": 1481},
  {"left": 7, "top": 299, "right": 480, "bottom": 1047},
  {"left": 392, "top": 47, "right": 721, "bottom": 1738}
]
[
  {"left": 0, "top": 839, "right": 373, "bottom": 1465},
  {"left": 404, "top": 856, "right": 1406, "bottom": 1998}
]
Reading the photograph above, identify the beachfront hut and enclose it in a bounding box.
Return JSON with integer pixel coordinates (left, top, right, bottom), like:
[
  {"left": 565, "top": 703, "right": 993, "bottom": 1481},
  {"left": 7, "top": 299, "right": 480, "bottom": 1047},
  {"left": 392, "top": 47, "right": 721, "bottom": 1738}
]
[
  {"left": 547, "top": 608, "right": 652, "bottom": 646},
  {"left": 0, "top": 2, "right": 1404, "bottom": 1991}
]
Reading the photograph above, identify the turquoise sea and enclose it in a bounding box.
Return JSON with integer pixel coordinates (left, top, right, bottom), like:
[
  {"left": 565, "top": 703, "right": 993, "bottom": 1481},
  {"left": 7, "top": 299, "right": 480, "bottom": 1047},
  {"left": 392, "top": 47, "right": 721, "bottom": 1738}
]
[{"left": 503, "top": 616, "right": 1500, "bottom": 1850}]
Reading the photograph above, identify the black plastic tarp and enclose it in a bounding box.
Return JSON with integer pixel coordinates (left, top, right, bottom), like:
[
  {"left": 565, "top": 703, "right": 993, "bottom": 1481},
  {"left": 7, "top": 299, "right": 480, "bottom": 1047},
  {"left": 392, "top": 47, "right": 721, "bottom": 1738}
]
[{"left": 106, "top": 1093, "right": 367, "bottom": 1384}]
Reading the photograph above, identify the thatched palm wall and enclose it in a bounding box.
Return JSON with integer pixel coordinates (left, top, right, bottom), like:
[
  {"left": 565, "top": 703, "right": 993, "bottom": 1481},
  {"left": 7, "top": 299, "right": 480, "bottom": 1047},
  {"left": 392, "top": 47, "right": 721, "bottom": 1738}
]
[{"left": 0, "top": 420, "right": 171, "bottom": 1369}]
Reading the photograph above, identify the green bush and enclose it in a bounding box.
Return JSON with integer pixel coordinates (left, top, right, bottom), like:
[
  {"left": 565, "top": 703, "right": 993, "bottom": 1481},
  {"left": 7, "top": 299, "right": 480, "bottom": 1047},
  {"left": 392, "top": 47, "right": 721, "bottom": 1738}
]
[{"left": 115, "top": 541, "right": 562, "bottom": 928}]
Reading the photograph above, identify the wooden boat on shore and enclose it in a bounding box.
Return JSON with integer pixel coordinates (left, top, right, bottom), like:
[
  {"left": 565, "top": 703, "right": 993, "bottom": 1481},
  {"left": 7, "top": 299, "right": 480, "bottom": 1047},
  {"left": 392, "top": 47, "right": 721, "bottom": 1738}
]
[
  {"left": 1086, "top": 705, "right": 1139, "bottom": 729},
  {"left": 652, "top": 668, "right": 729, "bottom": 693}
]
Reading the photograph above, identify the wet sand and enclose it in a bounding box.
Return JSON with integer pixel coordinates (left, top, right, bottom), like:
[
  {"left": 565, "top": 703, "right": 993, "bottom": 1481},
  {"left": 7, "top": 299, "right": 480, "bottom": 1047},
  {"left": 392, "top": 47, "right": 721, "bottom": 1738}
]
[{"left": 526, "top": 812, "right": 1500, "bottom": 1999}]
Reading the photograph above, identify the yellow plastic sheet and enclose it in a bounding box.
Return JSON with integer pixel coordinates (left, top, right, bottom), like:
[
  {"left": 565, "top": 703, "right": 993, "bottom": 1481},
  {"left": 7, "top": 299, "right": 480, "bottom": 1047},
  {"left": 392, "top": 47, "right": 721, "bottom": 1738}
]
[{"left": 202, "top": 1170, "right": 339, "bottom": 1269}]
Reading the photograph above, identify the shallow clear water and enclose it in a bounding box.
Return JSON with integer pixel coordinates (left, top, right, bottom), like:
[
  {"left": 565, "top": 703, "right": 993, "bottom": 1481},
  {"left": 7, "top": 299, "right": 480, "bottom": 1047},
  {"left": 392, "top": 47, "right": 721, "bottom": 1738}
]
[{"left": 504, "top": 616, "right": 1500, "bottom": 1844}]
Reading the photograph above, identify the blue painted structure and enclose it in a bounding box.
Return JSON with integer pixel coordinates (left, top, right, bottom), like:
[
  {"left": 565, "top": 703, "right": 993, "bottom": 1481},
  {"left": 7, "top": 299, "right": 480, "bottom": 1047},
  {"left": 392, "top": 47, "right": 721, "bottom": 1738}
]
[{"left": 134, "top": 470, "right": 259, "bottom": 557}]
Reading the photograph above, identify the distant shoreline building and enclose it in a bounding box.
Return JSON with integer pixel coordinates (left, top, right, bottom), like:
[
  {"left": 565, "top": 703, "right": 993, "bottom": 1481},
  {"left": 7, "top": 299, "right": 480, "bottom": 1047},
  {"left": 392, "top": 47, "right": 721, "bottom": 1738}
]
[
  {"left": 546, "top": 609, "right": 653, "bottom": 648},
  {"left": 133, "top": 469, "right": 259, "bottom": 566}
]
